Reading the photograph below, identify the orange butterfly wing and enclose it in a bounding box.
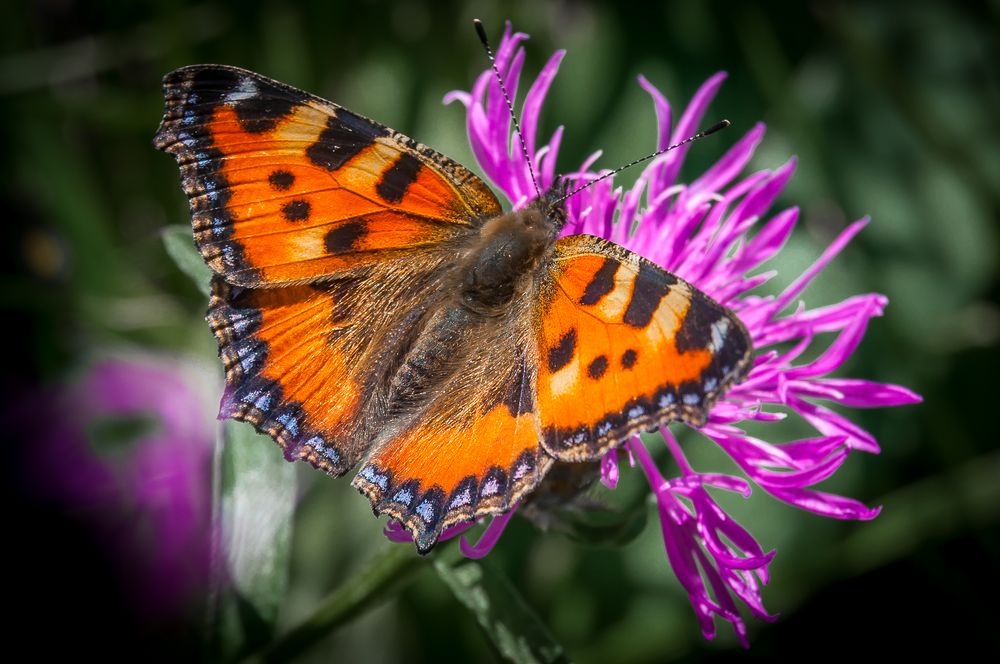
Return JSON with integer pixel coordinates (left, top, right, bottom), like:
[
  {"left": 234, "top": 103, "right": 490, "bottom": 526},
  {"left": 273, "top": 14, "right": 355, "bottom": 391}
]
[
  {"left": 154, "top": 65, "right": 501, "bottom": 286},
  {"left": 205, "top": 248, "right": 454, "bottom": 475},
  {"left": 535, "top": 235, "right": 753, "bottom": 461},
  {"left": 353, "top": 303, "right": 550, "bottom": 552},
  {"left": 208, "top": 277, "right": 358, "bottom": 472}
]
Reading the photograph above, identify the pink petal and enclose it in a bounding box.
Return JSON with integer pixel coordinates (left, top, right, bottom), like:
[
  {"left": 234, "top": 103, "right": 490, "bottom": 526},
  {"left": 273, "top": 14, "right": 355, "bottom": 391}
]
[
  {"left": 601, "top": 449, "right": 620, "bottom": 489},
  {"left": 810, "top": 379, "right": 924, "bottom": 407},
  {"left": 521, "top": 49, "right": 566, "bottom": 157},
  {"left": 658, "top": 71, "right": 728, "bottom": 191},
  {"left": 775, "top": 217, "right": 870, "bottom": 312},
  {"left": 691, "top": 122, "right": 766, "bottom": 196},
  {"left": 460, "top": 504, "right": 519, "bottom": 559},
  {"left": 638, "top": 74, "right": 673, "bottom": 152}
]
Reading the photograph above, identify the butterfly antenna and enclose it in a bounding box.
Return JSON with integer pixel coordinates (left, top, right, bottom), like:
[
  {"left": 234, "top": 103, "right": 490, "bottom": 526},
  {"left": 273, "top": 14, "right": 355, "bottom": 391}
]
[
  {"left": 473, "top": 19, "right": 542, "bottom": 200},
  {"left": 551, "top": 119, "right": 732, "bottom": 207}
]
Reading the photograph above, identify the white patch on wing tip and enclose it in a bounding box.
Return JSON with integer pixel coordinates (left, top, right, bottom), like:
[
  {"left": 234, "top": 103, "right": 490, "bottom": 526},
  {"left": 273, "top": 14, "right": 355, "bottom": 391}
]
[
  {"left": 225, "top": 77, "right": 259, "bottom": 104},
  {"left": 709, "top": 318, "right": 731, "bottom": 353}
]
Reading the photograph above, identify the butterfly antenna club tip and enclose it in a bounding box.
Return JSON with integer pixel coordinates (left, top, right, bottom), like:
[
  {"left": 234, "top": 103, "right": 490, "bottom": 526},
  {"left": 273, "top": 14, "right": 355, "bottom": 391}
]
[
  {"left": 702, "top": 119, "right": 731, "bottom": 136},
  {"left": 473, "top": 18, "right": 489, "bottom": 48}
]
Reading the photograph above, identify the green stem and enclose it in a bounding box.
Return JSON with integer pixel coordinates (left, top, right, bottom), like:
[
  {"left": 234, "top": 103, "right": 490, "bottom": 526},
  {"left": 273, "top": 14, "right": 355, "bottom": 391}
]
[{"left": 254, "top": 543, "right": 437, "bottom": 663}]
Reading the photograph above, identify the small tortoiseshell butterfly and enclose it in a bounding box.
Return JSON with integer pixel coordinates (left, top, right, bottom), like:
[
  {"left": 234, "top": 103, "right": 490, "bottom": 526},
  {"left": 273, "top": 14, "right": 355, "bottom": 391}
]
[{"left": 154, "top": 62, "right": 752, "bottom": 552}]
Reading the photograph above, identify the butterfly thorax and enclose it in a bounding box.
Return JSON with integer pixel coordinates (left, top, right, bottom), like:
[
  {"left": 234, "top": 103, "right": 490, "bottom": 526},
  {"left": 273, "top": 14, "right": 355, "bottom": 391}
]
[{"left": 460, "top": 203, "right": 561, "bottom": 314}]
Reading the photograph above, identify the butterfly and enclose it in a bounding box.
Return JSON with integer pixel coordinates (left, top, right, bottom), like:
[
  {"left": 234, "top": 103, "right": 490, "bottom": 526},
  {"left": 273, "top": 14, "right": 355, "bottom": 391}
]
[{"left": 153, "top": 64, "right": 753, "bottom": 553}]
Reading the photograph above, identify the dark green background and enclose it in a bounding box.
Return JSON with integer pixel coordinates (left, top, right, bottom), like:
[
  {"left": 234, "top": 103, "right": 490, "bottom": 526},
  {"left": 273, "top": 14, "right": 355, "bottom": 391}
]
[{"left": 4, "top": 1, "right": 998, "bottom": 661}]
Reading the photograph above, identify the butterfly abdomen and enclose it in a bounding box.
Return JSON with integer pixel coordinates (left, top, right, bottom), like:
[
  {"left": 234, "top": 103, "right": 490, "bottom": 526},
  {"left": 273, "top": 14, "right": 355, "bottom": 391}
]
[{"left": 385, "top": 306, "right": 476, "bottom": 412}]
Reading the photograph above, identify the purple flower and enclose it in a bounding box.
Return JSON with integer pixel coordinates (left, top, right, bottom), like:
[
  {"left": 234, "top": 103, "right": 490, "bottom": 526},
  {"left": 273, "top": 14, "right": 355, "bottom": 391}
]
[
  {"left": 393, "top": 23, "right": 922, "bottom": 645},
  {"left": 20, "top": 357, "right": 216, "bottom": 617}
]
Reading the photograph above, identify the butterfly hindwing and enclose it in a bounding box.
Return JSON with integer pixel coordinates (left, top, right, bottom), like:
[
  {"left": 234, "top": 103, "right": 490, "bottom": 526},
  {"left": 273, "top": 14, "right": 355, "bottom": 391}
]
[
  {"left": 208, "top": 276, "right": 356, "bottom": 472},
  {"left": 207, "top": 246, "right": 454, "bottom": 475},
  {"left": 154, "top": 65, "right": 501, "bottom": 286},
  {"left": 535, "top": 234, "right": 752, "bottom": 462},
  {"left": 353, "top": 301, "right": 550, "bottom": 552}
]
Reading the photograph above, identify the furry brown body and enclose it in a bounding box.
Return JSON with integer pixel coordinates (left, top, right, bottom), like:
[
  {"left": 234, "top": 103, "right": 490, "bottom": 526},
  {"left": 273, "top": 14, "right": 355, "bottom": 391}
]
[{"left": 460, "top": 203, "right": 561, "bottom": 312}]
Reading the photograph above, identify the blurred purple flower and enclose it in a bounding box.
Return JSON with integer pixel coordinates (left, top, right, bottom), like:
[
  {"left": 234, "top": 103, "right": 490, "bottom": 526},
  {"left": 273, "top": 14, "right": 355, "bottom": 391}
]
[
  {"left": 399, "top": 24, "right": 922, "bottom": 645},
  {"left": 22, "top": 357, "right": 215, "bottom": 617}
]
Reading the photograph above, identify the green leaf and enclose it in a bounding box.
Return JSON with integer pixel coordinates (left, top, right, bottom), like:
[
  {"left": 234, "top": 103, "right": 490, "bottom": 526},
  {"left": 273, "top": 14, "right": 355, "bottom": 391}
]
[
  {"left": 435, "top": 555, "right": 569, "bottom": 664},
  {"left": 207, "top": 420, "right": 297, "bottom": 661},
  {"left": 161, "top": 225, "right": 212, "bottom": 296}
]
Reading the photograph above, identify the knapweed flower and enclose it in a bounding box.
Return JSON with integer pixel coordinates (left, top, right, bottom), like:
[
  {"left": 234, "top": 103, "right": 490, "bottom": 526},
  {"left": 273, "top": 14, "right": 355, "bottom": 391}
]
[
  {"left": 389, "top": 24, "right": 921, "bottom": 645},
  {"left": 19, "top": 357, "right": 215, "bottom": 617}
]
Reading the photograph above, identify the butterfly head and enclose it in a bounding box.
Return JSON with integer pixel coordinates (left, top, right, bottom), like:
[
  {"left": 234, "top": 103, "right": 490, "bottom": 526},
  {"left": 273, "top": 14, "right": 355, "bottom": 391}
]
[{"left": 540, "top": 179, "right": 570, "bottom": 232}]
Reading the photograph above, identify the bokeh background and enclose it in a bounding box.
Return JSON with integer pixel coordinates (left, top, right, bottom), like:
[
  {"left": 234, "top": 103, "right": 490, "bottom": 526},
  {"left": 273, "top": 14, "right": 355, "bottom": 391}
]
[{"left": 4, "top": 0, "right": 998, "bottom": 661}]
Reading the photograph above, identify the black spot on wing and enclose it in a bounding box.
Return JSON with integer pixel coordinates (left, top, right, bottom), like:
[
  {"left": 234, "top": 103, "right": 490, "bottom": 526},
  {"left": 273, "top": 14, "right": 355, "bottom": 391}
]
[
  {"left": 229, "top": 76, "right": 300, "bottom": 133},
  {"left": 324, "top": 221, "right": 367, "bottom": 255},
  {"left": 306, "top": 111, "right": 387, "bottom": 171},
  {"left": 281, "top": 199, "right": 311, "bottom": 222},
  {"left": 675, "top": 290, "right": 723, "bottom": 353},
  {"left": 268, "top": 169, "right": 295, "bottom": 190},
  {"left": 188, "top": 68, "right": 240, "bottom": 107},
  {"left": 623, "top": 262, "right": 676, "bottom": 328},
  {"left": 587, "top": 355, "right": 608, "bottom": 379},
  {"left": 579, "top": 258, "right": 618, "bottom": 305},
  {"left": 316, "top": 276, "right": 361, "bottom": 328},
  {"left": 547, "top": 328, "right": 577, "bottom": 373},
  {"left": 376, "top": 153, "right": 422, "bottom": 203},
  {"left": 621, "top": 348, "right": 638, "bottom": 369}
]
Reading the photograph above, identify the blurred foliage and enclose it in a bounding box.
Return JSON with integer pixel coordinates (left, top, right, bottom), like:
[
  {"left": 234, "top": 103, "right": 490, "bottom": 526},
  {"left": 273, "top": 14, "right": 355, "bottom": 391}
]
[
  {"left": 3, "top": 0, "right": 998, "bottom": 662},
  {"left": 210, "top": 420, "right": 297, "bottom": 661}
]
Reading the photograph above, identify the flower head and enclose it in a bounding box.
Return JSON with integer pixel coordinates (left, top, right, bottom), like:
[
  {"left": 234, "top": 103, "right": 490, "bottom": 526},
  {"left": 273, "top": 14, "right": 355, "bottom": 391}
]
[
  {"left": 398, "top": 23, "right": 921, "bottom": 645},
  {"left": 18, "top": 357, "right": 216, "bottom": 617}
]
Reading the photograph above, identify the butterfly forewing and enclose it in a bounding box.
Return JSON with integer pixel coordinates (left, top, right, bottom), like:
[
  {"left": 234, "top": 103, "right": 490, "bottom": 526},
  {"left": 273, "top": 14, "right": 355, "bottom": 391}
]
[
  {"left": 535, "top": 235, "right": 752, "bottom": 462},
  {"left": 154, "top": 65, "right": 501, "bottom": 287}
]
